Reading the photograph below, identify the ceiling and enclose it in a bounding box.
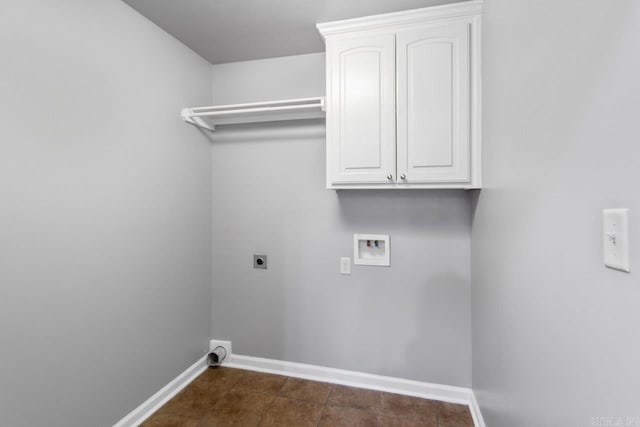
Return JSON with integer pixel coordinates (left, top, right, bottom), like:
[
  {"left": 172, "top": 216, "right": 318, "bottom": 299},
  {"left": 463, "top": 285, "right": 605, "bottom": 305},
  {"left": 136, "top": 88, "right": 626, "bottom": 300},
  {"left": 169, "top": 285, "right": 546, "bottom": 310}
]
[{"left": 122, "top": 0, "right": 464, "bottom": 64}]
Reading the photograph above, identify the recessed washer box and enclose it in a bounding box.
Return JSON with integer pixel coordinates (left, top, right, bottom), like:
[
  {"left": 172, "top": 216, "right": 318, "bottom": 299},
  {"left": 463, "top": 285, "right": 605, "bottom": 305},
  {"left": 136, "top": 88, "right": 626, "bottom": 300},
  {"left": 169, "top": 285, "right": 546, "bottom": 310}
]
[{"left": 353, "top": 234, "right": 390, "bottom": 266}]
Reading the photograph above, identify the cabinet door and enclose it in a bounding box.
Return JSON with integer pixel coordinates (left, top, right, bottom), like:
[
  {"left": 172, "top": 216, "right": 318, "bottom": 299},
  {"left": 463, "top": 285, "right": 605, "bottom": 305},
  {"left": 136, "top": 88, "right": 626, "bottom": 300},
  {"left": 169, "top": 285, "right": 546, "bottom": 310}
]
[
  {"left": 396, "top": 22, "right": 470, "bottom": 183},
  {"left": 326, "top": 34, "right": 396, "bottom": 185}
]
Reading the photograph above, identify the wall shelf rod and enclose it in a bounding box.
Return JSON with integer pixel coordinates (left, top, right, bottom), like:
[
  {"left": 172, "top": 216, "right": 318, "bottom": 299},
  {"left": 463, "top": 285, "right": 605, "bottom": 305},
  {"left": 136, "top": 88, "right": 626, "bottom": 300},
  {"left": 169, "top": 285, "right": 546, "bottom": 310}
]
[{"left": 181, "top": 96, "right": 326, "bottom": 132}]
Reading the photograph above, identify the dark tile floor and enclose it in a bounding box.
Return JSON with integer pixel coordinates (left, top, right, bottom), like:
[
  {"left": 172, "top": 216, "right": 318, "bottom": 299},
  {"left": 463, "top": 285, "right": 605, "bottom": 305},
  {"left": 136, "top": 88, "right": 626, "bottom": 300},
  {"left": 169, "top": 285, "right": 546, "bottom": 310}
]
[{"left": 141, "top": 367, "right": 474, "bottom": 427}]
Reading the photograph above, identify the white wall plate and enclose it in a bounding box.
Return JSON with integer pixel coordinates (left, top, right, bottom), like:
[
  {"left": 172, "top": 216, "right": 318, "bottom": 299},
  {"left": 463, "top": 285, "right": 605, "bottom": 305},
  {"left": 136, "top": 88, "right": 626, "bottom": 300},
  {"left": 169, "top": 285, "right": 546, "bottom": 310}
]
[{"left": 603, "top": 208, "right": 630, "bottom": 272}]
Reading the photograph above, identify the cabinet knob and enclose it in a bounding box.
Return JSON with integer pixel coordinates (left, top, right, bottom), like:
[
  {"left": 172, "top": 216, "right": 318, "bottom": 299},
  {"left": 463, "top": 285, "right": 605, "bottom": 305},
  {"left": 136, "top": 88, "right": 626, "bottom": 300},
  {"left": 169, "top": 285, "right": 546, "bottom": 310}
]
[
  {"left": 400, "top": 174, "right": 406, "bottom": 180},
  {"left": 387, "top": 174, "right": 393, "bottom": 180}
]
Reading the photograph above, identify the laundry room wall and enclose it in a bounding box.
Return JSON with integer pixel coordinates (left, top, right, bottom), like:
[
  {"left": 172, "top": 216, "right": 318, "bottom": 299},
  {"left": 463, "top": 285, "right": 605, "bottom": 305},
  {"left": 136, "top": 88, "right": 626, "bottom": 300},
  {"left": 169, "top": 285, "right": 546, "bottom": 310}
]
[
  {"left": 210, "top": 52, "right": 473, "bottom": 387},
  {"left": 0, "top": 1, "right": 212, "bottom": 425},
  {"left": 472, "top": 0, "right": 640, "bottom": 425}
]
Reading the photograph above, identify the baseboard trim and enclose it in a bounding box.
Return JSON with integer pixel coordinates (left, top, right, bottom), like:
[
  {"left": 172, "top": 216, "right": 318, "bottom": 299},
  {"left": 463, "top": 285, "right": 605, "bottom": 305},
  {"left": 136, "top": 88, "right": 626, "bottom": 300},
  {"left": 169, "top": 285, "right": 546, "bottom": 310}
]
[
  {"left": 113, "top": 351, "right": 486, "bottom": 427},
  {"left": 225, "top": 354, "right": 485, "bottom": 427},
  {"left": 469, "top": 389, "right": 487, "bottom": 427},
  {"left": 113, "top": 355, "right": 208, "bottom": 427}
]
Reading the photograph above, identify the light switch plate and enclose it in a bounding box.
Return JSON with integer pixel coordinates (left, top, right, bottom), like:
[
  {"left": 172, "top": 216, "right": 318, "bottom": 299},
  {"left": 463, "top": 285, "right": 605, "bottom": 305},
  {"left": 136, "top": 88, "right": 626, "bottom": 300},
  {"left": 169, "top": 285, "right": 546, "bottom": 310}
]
[
  {"left": 340, "top": 257, "right": 351, "bottom": 274},
  {"left": 603, "top": 208, "right": 630, "bottom": 272}
]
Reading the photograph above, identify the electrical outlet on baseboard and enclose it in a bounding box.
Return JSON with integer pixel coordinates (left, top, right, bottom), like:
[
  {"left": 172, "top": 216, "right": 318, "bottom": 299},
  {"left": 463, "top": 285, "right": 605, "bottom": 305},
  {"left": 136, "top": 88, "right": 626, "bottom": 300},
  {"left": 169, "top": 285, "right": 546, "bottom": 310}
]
[{"left": 210, "top": 339, "right": 232, "bottom": 358}]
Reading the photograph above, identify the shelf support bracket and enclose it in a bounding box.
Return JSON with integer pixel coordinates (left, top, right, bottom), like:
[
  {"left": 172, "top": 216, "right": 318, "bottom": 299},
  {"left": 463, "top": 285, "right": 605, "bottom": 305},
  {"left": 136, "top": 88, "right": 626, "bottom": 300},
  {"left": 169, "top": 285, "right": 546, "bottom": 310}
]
[{"left": 181, "top": 108, "right": 215, "bottom": 132}]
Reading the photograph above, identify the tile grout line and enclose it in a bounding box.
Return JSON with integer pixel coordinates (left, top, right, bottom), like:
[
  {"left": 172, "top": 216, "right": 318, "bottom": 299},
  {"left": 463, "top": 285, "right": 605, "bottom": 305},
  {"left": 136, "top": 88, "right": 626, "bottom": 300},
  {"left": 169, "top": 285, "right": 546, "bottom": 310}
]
[
  {"left": 370, "top": 390, "right": 381, "bottom": 427},
  {"left": 255, "top": 393, "right": 276, "bottom": 427},
  {"left": 377, "top": 390, "right": 383, "bottom": 426},
  {"left": 252, "top": 373, "right": 287, "bottom": 427},
  {"left": 314, "top": 383, "right": 332, "bottom": 427},
  {"left": 275, "top": 377, "right": 334, "bottom": 406}
]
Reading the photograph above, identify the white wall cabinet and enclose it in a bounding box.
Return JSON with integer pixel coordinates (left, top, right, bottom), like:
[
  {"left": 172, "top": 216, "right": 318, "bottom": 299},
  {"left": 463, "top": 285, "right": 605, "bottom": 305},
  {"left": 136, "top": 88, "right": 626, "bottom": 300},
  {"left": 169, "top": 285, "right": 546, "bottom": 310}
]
[{"left": 318, "top": 1, "right": 482, "bottom": 189}]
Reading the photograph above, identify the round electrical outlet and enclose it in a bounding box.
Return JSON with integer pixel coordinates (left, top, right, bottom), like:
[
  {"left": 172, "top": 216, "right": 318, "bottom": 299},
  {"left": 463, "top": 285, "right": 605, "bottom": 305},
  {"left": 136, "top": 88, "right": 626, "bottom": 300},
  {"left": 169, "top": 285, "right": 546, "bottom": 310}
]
[{"left": 253, "top": 254, "right": 267, "bottom": 269}]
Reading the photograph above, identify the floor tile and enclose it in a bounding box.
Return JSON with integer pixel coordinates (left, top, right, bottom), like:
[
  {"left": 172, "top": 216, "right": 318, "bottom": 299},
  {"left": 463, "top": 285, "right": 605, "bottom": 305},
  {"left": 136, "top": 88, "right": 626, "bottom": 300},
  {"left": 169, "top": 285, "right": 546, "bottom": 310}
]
[
  {"left": 378, "top": 415, "right": 437, "bottom": 427},
  {"left": 211, "top": 389, "right": 275, "bottom": 417},
  {"left": 197, "top": 367, "right": 244, "bottom": 388},
  {"left": 436, "top": 402, "right": 474, "bottom": 427},
  {"left": 258, "top": 396, "right": 324, "bottom": 427},
  {"left": 141, "top": 412, "right": 200, "bottom": 427},
  {"left": 379, "top": 392, "right": 438, "bottom": 423},
  {"left": 197, "top": 410, "right": 262, "bottom": 427},
  {"left": 143, "top": 368, "right": 466, "bottom": 427},
  {"left": 318, "top": 405, "right": 378, "bottom": 427},
  {"left": 157, "top": 379, "right": 223, "bottom": 418},
  {"left": 327, "top": 384, "right": 380, "bottom": 412},
  {"left": 232, "top": 370, "right": 288, "bottom": 394},
  {"left": 278, "top": 378, "right": 331, "bottom": 404}
]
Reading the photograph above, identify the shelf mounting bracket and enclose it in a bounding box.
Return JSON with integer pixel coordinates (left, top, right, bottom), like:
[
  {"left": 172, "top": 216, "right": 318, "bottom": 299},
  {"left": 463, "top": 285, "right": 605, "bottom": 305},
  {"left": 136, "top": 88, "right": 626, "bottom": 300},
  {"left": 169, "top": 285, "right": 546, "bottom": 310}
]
[{"left": 181, "top": 108, "right": 215, "bottom": 132}]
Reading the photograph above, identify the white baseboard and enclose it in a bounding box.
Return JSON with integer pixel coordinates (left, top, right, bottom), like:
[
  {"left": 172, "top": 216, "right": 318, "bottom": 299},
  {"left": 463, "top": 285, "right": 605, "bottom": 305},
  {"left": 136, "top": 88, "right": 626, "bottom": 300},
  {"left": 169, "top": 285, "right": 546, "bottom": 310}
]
[
  {"left": 225, "top": 354, "right": 485, "bottom": 427},
  {"left": 113, "top": 355, "right": 208, "bottom": 427},
  {"left": 469, "top": 389, "right": 486, "bottom": 427},
  {"left": 113, "top": 349, "right": 486, "bottom": 427}
]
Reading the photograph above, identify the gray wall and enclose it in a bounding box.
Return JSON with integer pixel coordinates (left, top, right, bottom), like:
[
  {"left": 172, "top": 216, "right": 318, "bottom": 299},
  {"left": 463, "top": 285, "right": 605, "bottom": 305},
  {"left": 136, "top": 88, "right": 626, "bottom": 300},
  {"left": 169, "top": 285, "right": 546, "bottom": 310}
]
[
  {"left": 0, "top": 1, "right": 212, "bottom": 426},
  {"left": 472, "top": 1, "right": 640, "bottom": 425},
  {"left": 211, "top": 53, "right": 472, "bottom": 387}
]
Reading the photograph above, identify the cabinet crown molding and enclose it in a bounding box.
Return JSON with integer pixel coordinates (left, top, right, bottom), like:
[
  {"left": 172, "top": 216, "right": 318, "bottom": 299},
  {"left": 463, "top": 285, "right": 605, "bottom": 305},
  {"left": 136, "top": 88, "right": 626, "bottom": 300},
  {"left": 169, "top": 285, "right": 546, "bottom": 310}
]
[{"left": 316, "top": 0, "right": 482, "bottom": 38}]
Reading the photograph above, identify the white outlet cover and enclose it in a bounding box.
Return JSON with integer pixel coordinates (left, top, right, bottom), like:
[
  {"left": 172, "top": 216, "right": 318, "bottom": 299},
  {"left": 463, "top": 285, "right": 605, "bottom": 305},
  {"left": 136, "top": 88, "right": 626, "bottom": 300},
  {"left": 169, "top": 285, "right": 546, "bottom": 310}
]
[{"left": 603, "top": 208, "right": 630, "bottom": 272}]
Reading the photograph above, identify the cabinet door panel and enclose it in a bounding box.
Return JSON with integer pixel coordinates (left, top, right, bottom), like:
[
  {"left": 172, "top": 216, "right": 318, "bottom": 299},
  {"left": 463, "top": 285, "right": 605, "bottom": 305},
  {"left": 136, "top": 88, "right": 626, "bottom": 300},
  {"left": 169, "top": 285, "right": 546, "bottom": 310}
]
[
  {"left": 397, "top": 23, "right": 470, "bottom": 183},
  {"left": 327, "top": 34, "right": 396, "bottom": 184}
]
